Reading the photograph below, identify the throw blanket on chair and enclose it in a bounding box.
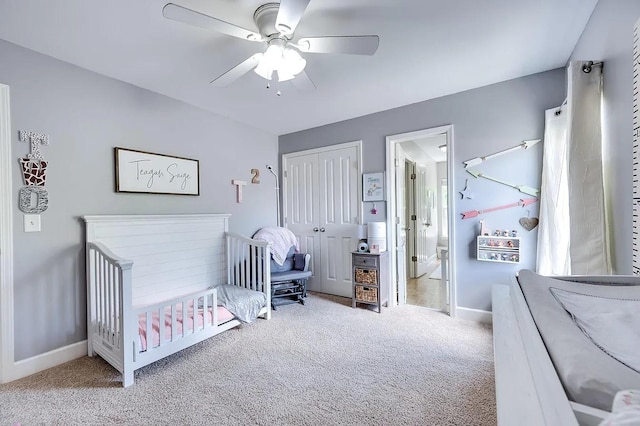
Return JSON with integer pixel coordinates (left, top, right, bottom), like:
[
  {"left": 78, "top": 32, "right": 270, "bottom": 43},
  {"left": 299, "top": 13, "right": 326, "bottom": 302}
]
[{"left": 253, "top": 227, "right": 299, "bottom": 266}]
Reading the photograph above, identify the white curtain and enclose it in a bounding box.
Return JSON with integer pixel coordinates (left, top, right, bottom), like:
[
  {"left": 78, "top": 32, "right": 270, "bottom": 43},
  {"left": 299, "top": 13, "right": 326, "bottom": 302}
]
[{"left": 536, "top": 61, "right": 611, "bottom": 275}]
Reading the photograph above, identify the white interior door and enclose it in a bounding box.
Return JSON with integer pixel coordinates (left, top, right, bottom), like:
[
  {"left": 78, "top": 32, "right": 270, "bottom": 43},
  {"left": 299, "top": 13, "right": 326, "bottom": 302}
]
[
  {"left": 406, "top": 162, "right": 416, "bottom": 278},
  {"left": 0, "top": 84, "right": 12, "bottom": 382},
  {"left": 395, "top": 145, "right": 407, "bottom": 305},
  {"left": 318, "top": 146, "right": 359, "bottom": 297},
  {"left": 414, "top": 164, "right": 430, "bottom": 277},
  {"left": 284, "top": 153, "right": 322, "bottom": 292},
  {"left": 283, "top": 143, "right": 360, "bottom": 297}
]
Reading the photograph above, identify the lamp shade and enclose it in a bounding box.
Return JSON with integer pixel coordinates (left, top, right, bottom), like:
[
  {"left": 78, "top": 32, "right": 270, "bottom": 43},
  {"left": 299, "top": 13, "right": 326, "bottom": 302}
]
[
  {"left": 282, "top": 48, "right": 306, "bottom": 75},
  {"left": 357, "top": 224, "right": 368, "bottom": 240},
  {"left": 254, "top": 43, "right": 307, "bottom": 83},
  {"left": 254, "top": 61, "right": 273, "bottom": 80}
]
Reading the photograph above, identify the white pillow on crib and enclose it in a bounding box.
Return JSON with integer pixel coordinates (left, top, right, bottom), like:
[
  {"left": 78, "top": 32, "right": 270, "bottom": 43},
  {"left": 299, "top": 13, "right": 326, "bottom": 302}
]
[{"left": 211, "top": 284, "right": 266, "bottom": 324}]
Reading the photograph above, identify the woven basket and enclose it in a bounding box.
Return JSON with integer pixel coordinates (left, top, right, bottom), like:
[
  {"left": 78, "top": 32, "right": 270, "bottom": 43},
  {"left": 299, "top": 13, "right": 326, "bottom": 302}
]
[
  {"left": 355, "top": 268, "right": 377, "bottom": 285},
  {"left": 355, "top": 285, "right": 378, "bottom": 303}
]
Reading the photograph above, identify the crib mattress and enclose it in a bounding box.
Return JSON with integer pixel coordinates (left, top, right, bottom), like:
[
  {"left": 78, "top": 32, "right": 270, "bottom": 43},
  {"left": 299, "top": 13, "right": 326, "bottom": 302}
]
[
  {"left": 138, "top": 304, "right": 235, "bottom": 352},
  {"left": 517, "top": 270, "right": 640, "bottom": 411}
]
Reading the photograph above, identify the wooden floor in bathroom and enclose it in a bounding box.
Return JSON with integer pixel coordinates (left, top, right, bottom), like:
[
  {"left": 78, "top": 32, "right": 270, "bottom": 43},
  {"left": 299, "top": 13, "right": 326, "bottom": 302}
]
[{"left": 406, "top": 260, "right": 445, "bottom": 311}]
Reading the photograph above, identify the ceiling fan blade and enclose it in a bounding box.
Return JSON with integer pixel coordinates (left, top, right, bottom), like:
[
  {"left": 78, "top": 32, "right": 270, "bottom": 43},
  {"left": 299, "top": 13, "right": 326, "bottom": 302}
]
[
  {"left": 210, "top": 54, "right": 262, "bottom": 87},
  {"left": 275, "top": 0, "right": 311, "bottom": 35},
  {"left": 163, "top": 3, "right": 263, "bottom": 42},
  {"left": 291, "top": 70, "right": 316, "bottom": 91},
  {"left": 298, "top": 36, "right": 380, "bottom": 55}
]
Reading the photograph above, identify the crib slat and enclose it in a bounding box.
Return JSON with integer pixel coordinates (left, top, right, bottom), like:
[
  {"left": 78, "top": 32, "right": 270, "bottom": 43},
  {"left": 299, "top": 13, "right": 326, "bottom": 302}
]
[
  {"left": 100, "top": 255, "right": 105, "bottom": 338},
  {"left": 96, "top": 252, "right": 101, "bottom": 337},
  {"left": 253, "top": 246, "right": 259, "bottom": 291},
  {"left": 213, "top": 290, "right": 218, "bottom": 326},
  {"left": 241, "top": 241, "right": 246, "bottom": 287},
  {"left": 114, "top": 267, "right": 120, "bottom": 348},
  {"left": 92, "top": 249, "right": 98, "bottom": 335},
  {"left": 171, "top": 304, "right": 177, "bottom": 341},
  {"left": 257, "top": 246, "right": 263, "bottom": 292},
  {"left": 113, "top": 265, "right": 122, "bottom": 347},
  {"left": 146, "top": 311, "right": 153, "bottom": 350},
  {"left": 234, "top": 239, "right": 240, "bottom": 287},
  {"left": 158, "top": 306, "right": 164, "bottom": 347},
  {"left": 181, "top": 301, "right": 186, "bottom": 337},
  {"left": 202, "top": 295, "right": 208, "bottom": 327},
  {"left": 108, "top": 259, "right": 113, "bottom": 344},
  {"left": 105, "top": 260, "right": 110, "bottom": 343}
]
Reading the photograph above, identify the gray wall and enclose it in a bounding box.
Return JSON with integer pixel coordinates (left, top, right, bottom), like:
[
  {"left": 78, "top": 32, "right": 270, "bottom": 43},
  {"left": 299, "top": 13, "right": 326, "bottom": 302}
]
[
  {"left": 280, "top": 69, "right": 566, "bottom": 311},
  {"left": 0, "top": 40, "right": 278, "bottom": 361},
  {"left": 570, "top": 0, "right": 640, "bottom": 274}
]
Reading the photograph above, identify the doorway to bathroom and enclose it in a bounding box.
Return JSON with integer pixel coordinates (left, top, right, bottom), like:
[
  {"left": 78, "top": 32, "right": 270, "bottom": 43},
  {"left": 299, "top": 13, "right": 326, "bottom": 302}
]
[{"left": 386, "top": 125, "right": 455, "bottom": 315}]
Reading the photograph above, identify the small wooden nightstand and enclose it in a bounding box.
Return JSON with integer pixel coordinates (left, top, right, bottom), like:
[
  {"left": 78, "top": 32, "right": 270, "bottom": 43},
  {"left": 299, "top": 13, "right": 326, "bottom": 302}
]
[{"left": 352, "top": 251, "right": 388, "bottom": 313}]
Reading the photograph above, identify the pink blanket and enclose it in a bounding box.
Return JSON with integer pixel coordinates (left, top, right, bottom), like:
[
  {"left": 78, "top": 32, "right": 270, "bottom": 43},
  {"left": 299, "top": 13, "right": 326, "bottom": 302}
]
[{"left": 138, "top": 303, "right": 235, "bottom": 351}]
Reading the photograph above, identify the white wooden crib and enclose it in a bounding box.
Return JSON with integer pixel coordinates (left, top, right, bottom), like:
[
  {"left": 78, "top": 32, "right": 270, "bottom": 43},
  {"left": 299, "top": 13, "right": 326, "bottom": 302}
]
[{"left": 83, "top": 214, "right": 271, "bottom": 387}]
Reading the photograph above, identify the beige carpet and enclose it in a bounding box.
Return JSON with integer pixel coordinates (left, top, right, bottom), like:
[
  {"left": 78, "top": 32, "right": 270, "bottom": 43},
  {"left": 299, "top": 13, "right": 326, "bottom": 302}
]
[{"left": 0, "top": 293, "right": 496, "bottom": 425}]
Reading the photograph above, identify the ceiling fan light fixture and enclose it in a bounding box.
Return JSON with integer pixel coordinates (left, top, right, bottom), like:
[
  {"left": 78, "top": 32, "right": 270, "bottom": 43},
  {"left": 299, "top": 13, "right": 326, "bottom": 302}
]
[
  {"left": 254, "top": 42, "right": 306, "bottom": 82},
  {"left": 277, "top": 69, "right": 295, "bottom": 82},
  {"left": 282, "top": 48, "right": 306, "bottom": 75},
  {"left": 254, "top": 60, "right": 273, "bottom": 80},
  {"left": 262, "top": 43, "right": 285, "bottom": 69}
]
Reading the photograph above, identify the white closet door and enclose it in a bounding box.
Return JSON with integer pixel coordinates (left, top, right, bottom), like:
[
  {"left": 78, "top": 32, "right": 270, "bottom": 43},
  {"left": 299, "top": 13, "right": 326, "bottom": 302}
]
[
  {"left": 318, "top": 146, "right": 359, "bottom": 297},
  {"left": 284, "top": 144, "right": 360, "bottom": 297},
  {"left": 284, "top": 153, "right": 322, "bottom": 292}
]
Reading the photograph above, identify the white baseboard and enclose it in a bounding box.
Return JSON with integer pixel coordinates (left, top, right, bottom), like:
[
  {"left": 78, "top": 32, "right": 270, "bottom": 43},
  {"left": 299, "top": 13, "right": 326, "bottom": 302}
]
[
  {"left": 456, "top": 307, "right": 493, "bottom": 324},
  {"left": 5, "top": 340, "right": 87, "bottom": 383}
]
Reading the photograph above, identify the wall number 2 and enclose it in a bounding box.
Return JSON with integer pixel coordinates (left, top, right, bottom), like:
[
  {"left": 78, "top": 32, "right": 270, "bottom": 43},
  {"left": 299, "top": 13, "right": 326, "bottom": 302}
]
[{"left": 251, "top": 168, "right": 260, "bottom": 184}]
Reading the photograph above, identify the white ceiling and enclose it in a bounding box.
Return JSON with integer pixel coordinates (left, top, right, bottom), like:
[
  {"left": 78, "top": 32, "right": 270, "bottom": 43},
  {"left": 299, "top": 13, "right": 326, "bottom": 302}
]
[
  {"left": 402, "top": 134, "right": 447, "bottom": 164},
  {"left": 0, "top": 0, "right": 598, "bottom": 135}
]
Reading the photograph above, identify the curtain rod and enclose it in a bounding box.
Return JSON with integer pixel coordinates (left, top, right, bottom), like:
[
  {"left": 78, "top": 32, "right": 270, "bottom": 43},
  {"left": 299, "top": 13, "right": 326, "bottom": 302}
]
[{"left": 582, "top": 61, "right": 603, "bottom": 73}]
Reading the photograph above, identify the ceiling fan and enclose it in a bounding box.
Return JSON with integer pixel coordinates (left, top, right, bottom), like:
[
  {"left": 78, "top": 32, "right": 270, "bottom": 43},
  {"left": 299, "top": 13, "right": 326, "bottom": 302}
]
[{"left": 162, "top": 0, "right": 380, "bottom": 90}]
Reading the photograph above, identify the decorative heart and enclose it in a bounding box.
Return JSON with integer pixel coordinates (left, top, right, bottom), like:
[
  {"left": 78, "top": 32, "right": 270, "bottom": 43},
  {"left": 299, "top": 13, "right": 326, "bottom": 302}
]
[{"left": 519, "top": 217, "right": 539, "bottom": 231}]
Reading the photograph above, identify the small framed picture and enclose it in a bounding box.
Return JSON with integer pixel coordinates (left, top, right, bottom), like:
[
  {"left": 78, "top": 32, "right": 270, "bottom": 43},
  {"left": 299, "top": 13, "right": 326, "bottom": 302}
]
[
  {"left": 369, "top": 243, "right": 381, "bottom": 254},
  {"left": 363, "top": 172, "right": 385, "bottom": 201}
]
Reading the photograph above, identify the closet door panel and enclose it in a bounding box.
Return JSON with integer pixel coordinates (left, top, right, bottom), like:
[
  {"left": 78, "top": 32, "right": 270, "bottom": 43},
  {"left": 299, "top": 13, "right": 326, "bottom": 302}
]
[
  {"left": 319, "top": 146, "right": 359, "bottom": 297},
  {"left": 284, "top": 153, "right": 322, "bottom": 292}
]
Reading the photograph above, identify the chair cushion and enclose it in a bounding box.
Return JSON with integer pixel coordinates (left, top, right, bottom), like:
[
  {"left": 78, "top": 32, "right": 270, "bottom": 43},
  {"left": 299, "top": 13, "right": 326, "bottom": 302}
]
[
  {"left": 271, "top": 270, "right": 312, "bottom": 283},
  {"left": 294, "top": 253, "right": 306, "bottom": 270},
  {"left": 270, "top": 246, "right": 296, "bottom": 273}
]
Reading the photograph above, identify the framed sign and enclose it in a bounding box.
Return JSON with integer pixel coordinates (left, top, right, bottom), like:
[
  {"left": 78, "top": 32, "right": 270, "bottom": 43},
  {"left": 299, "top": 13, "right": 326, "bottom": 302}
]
[
  {"left": 114, "top": 147, "right": 200, "bottom": 195},
  {"left": 363, "top": 172, "right": 385, "bottom": 201}
]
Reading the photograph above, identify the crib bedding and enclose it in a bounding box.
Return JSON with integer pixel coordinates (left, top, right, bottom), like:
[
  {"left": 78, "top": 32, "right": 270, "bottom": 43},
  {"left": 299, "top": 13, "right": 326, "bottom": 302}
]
[
  {"left": 138, "top": 303, "right": 235, "bottom": 352},
  {"left": 517, "top": 269, "right": 640, "bottom": 412},
  {"left": 549, "top": 287, "right": 640, "bottom": 373},
  {"left": 212, "top": 283, "right": 268, "bottom": 323}
]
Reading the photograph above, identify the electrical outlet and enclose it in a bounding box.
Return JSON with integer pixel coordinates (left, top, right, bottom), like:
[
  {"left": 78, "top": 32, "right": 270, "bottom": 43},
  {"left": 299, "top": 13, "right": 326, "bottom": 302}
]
[{"left": 24, "top": 214, "right": 41, "bottom": 232}]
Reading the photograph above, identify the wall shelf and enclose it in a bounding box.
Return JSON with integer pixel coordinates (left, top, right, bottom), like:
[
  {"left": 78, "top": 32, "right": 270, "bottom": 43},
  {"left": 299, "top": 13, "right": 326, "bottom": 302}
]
[{"left": 477, "top": 236, "right": 520, "bottom": 263}]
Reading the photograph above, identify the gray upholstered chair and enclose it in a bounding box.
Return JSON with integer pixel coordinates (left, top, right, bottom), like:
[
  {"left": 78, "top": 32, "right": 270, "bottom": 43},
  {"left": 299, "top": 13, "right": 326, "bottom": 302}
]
[{"left": 270, "top": 248, "right": 311, "bottom": 310}]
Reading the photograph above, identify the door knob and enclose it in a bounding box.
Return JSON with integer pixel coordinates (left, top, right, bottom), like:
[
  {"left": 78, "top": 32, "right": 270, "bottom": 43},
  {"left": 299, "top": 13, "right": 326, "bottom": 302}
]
[
  {"left": 320, "top": 228, "right": 326, "bottom": 232},
  {"left": 313, "top": 227, "right": 319, "bottom": 232}
]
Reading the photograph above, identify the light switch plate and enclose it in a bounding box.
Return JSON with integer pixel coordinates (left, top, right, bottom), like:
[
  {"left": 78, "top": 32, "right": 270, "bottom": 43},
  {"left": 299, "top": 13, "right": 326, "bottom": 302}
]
[{"left": 24, "top": 214, "right": 41, "bottom": 232}]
